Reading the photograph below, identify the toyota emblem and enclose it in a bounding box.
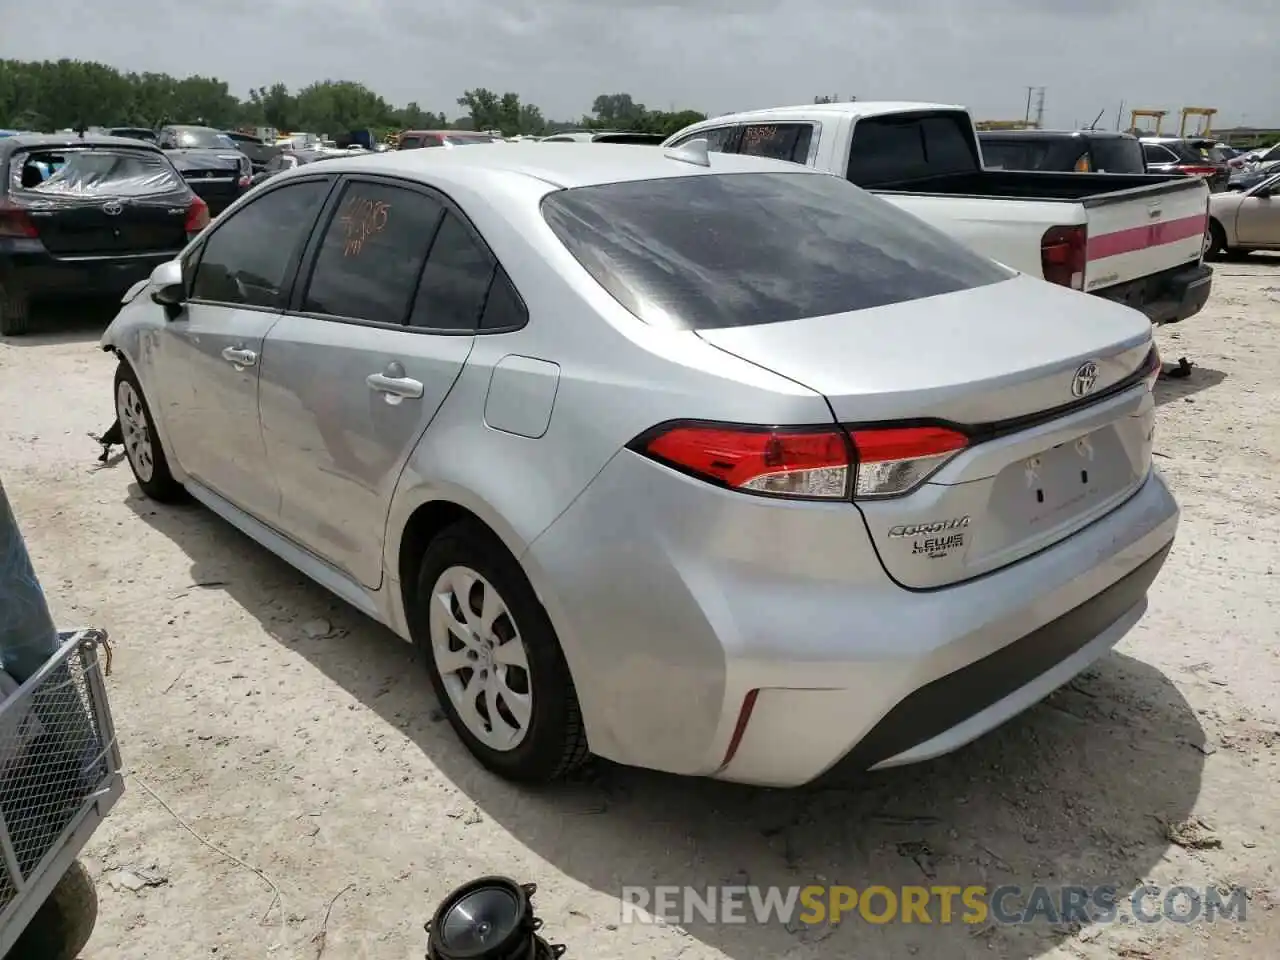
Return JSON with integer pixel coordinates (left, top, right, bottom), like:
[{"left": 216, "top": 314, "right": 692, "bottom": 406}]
[
  {"left": 1071, "top": 361, "right": 1100, "bottom": 398},
  {"left": 102, "top": 200, "right": 123, "bottom": 216}
]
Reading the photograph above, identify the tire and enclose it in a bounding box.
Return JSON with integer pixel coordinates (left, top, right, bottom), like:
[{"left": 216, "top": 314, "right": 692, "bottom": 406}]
[
  {"left": 8, "top": 859, "right": 98, "bottom": 960},
  {"left": 1205, "top": 220, "right": 1227, "bottom": 261},
  {"left": 0, "top": 293, "right": 30, "bottom": 336},
  {"left": 114, "top": 360, "right": 186, "bottom": 502},
  {"left": 410, "top": 519, "right": 589, "bottom": 783}
]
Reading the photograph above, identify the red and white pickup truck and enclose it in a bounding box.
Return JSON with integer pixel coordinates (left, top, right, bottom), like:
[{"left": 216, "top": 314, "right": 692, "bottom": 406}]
[{"left": 663, "top": 102, "right": 1213, "bottom": 324}]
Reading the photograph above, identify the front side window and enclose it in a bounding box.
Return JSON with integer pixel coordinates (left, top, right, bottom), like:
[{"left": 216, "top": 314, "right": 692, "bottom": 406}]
[
  {"left": 542, "top": 171, "right": 1013, "bottom": 331},
  {"left": 190, "top": 179, "right": 330, "bottom": 308},
  {"left": 302, "top": 181, "right": 444, "bottom": 324}
]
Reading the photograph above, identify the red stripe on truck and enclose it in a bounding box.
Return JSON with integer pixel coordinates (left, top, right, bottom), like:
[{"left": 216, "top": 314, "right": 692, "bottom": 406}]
[{"left": 1087, "top": 213, "right": 1207, "bottom": 261}]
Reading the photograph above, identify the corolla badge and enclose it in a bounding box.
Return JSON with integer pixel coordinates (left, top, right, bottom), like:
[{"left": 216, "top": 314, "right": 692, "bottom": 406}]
[
  {"left": 1071, "top": 360, "right": 1100, "bottom": 398},
  {"left": 102, "top": 200, "right": 123, "bottom": 216}
]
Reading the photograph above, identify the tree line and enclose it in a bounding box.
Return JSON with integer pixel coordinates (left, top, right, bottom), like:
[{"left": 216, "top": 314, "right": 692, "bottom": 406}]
[{"left": 0, "top": 59, "right": 707, "bottom": 139}]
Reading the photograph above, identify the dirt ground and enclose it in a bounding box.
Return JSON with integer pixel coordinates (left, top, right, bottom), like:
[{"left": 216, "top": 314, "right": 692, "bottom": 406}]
[{"left": 1, "top": 258, "right": 1278, "bottom": 960}]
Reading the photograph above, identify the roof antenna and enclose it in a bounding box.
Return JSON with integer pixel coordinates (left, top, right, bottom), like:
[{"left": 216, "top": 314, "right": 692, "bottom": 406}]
[
  {"left": 664, "top": 137, "right": 711, "bottom": 167},
  {"left": 1088, "top": 108, "right": 1105, "bottom": 131}
]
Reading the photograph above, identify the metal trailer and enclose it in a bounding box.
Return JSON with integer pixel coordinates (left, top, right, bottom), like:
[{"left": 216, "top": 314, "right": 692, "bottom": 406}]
[{"left": 0, "top": 630, "right": 122, "bottom": 958}]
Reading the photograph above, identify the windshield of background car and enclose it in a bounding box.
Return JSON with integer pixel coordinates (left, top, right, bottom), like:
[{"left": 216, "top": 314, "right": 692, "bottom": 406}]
[
  {"left": 10, "top": 148, "right": 186, "bottom": 198},
  {"left": 176, "top": 129, "right": 236, "bottom": 149},
  {"left": 541, "top": 171, "right": 1015, "bottom": 331}
]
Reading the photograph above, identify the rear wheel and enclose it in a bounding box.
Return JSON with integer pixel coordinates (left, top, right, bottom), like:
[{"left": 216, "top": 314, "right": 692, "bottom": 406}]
[
  {"left": 410, "top": 520, "right": 589, "bottom": 783},
  {"left": 114, "top": 361, "right": 185, "bottom": 502},
  {"left": 0, "top": 292, "right": 30, "bottom": 336},
  {"left": 8, "top": 859, "right": 98, "bottom": 960},
  {"left": 1205, "top": 219, "right": 1228, "bottom": 261}
]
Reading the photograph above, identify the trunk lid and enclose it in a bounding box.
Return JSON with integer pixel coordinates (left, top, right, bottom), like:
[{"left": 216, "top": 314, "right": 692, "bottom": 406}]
[
  {"left": 1082, "top": 178, "right": 1208, "bottom": 292},
  {"left": 697, "top": 274, "right": 1157, "bottom": 588}
]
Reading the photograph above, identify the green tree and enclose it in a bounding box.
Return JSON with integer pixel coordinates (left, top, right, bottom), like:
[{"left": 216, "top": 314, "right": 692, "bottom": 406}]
[{"left": 457, "top": 88, "right": 501, "bottom": 132}]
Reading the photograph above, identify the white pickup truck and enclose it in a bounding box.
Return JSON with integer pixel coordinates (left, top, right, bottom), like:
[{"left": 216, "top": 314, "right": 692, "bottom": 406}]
[{"left": 662, "top": 102, "right": 1213, "bottom": 324}]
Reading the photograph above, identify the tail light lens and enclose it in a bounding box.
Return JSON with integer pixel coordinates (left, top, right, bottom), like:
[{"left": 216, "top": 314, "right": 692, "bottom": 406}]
[
  {"left": 1141, "top": 344, "right": 1162, "bottom": 392},
  {"left": 630, "top": 422, "right": 970, "bottom": 500},
  {"left": 1041, "top": 224, "right": 1086, "bottom": 290},
  {"left": 184, "top": 196, "right": 210, "bottom": 236},
  {"left": 1175, "top": 165, "right": 1219, "bottom": 177},
  {"left": 0, "top": 200, "right": 38, "bottom": 238}
]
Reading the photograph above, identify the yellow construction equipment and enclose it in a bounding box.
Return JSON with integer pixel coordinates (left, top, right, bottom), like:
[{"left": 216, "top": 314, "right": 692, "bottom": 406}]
[
  {"left": 1130, "top": 109, "right": 1167, "bottom": 135},
  {"left": 1179, "top": 107, "right": 1217, "bottom": 138}
]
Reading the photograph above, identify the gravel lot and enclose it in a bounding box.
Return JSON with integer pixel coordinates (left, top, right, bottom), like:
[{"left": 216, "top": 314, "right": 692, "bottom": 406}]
[{"left": 1, "top": 258, "right": 1278, "bottom": 960}]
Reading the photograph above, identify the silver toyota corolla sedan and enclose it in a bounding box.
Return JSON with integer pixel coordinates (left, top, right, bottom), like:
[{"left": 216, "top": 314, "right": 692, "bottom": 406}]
[{"left": 101, "top": 142, "right": 1178, "bottom": 788}]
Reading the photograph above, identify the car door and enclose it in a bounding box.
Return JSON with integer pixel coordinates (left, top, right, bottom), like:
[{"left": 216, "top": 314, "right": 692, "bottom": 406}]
[
  {"left": 1235, "top": 175, "right": 1280, "bottom": 247},
  {"left": 257, "top": 175, "right": 503, "bottom": 588},
  {"left": 153, "top": 176, "right": 334, "bottom": 521}
]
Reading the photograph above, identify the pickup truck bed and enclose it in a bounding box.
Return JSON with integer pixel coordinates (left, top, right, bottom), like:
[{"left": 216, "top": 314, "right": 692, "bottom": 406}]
[{"left": 662, "top": 102, "right": 1213, "bottom": 324}]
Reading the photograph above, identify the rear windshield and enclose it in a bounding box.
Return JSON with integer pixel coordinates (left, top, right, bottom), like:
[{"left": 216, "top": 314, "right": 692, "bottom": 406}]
[
  {"left": 10, "top": 148, "right": 185, "bottom": 198},
  {"left": 846, "top": 112, "right": 980, "bottom": 186},
  {"left": 1087, "top": 137, "right": 1146, "bottom": 173},
  {"left": 980, "top": 138, "right": 1059, "bottom": 171},
  {"left": 541, "top": 171, "right": 1013, "bottom": 331}
]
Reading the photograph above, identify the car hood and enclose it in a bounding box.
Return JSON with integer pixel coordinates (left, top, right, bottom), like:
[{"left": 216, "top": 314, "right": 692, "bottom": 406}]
[{"left": 166, "top": 148, "right": 244, "bottom": 171}]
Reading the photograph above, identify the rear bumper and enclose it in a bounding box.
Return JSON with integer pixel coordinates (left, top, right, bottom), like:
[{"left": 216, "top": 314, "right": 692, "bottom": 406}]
[
  {"left": 524, "top": 446, "right": 1180, "bottom": 787},
  {"left": 1095, "top": 260, "right": 1213, "bottom": 325},
  {"left": 0, "top": 240, "right": 178, "bottom": 302},
  {"left": 185, "top": 180, "right": 245, "bottom": 216}
]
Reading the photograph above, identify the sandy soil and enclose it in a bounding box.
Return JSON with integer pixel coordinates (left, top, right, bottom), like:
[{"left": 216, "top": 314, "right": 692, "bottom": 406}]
[{"left": 1, "top": 260, "right": 1278, "bottom": 960}]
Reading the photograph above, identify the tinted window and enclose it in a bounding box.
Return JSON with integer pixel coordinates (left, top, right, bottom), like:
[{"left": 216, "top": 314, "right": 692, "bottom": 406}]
[
  {"left": 409, "top": 212, "right": 495, "bottom": 331},
  {"left": 443, "top": 134, "right": 500, "bottom": 146},
  {"left": 400, "top": 136, "right": 423, "bottom": 150},
  {"left": 303, "top": 182, "right": 444, "bottom": 324},
  {"left": 847, "top": 112, "right": 979, "bottom": 186},
  {"left": 670, "top": 126, "right": 736, "bottom": 153},
  {"left": 1142, "top": 144, "right": 1177, "bottom": 165},
  {"left": 542, "top": 172, "right": 1012, "bottom": 331},
  {"left": 1089, "top": 138, "right": 1145, "bottom": 174},
  {"left": 738, "top": 123, "right": 813, "bottom": 164},
  {"left": 191, "top": 180, "right": 329, "bottom": 308},
  {"left": 480, "top": 268, "right": 527, "bottom": 330},
  {"left": 980, "top": 138, "right": 1056, "bottom": 171}
]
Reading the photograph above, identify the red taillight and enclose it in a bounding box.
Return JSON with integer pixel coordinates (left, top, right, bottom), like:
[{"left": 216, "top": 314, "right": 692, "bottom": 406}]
[
  {"left": 0, "top": 200, "right": 38, "bottom": 238},
  {"left": 639, "top": 424, "right": 851, "bottom": 499},
  {"left": 1175, "top": 165, "right": 1219, "bottom": 177},
  {"left": 184, "top": 196, "right": 210, "bottom": 235},
  {"left": 1041, "top": 224, "right": 1087, "bottom": 290},
  {"left": 846, "top": 426, "right": 969, "bottom": 498},
  {"left": 631, "top": 421, "right": 970, "bottom": 500},
  {"left": 719, "top": 689, "right": 759, "bottom": 769}
]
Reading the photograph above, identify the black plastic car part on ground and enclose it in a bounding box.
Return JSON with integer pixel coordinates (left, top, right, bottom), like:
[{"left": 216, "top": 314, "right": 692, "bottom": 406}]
[
  {"left": 0, "top": 133, "right": 209, "bottom": 335},
  {"left": 157, "top": 125, "right": 251, "bottom": 215}
]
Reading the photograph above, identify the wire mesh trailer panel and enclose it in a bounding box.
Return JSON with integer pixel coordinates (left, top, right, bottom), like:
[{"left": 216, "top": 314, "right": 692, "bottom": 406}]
[{"left": 0, "top": 630, "right": 123, "bottom": 956}]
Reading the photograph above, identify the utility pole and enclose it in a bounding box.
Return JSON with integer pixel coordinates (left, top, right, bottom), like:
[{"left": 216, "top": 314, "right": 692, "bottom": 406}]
[{"left": 1033, "top": 87, "right": 1046, "bottom": 128}]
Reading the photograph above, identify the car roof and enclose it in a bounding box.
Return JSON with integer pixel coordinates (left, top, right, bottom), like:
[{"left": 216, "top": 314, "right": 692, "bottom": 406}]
[
  {"left": 978, "top": 129, "right": 1135, "bottom": 140},
  {"left": 281, "top": 141, "right": 826, "bottom": 190},
  {"left": 689, "top": 101, "right": 967, "bottom": 127},
  {"left": 165, "top": 125, "right": 225, "bottom": 133},
  {"left": 1, "top": 133, "right": 164, "bottom": 153}
]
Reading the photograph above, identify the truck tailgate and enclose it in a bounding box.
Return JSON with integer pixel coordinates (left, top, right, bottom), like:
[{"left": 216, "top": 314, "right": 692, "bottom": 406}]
[{"left": 1082, "top": 178, "right": 1207, "bottom": 292}]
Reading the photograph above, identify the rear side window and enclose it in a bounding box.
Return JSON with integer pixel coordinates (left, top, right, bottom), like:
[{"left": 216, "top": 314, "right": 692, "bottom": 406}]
[
  {"left": 541, "top": 171, "right": 1012, "bottom": 331},
  {"left": 669, "top": 126, "right": 737, "bottom": 153},
  {"left": 1142, "top": 144, "right": 1177, "bottom": 165},
  {"left": 738, "top": 123, "right": 813, "bottom": 164},
  {"left": 1089, "top": 138, "right": 1145, "bottom": 174},
  {"left": 11, "top": 148, "right": 185, "bottom": 197},
  {"left": 847, "top": 112, "right": 979, "bottom": 186},
  {"left": 980, "top": 139, "right": 1056, "bottom": 171},
  {"left": 191, "top": 179, "right": 330, "bottom": 308},
  {"left": 399, "top": 136, "right": 423, "bottom": 150},
  {"left": 409, "top": 212, "right": 495, "bottom": 331},
  {"left": 302, "top": 182, "right": 444, "bottom": 324}
]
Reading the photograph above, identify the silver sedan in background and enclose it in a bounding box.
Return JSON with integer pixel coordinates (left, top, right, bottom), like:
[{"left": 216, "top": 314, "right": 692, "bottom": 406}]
[
  {"left": 1207, "top": 172, "right": 1280, "bottom": 258},
  {"left": 101, "top": 143, "right": 1178, "bottom": 787}
]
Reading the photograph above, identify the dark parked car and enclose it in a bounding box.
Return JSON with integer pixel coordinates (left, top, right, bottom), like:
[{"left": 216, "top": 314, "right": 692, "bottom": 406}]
[
  {"left": 157, "top": 125, "right": 252, "bottom": 215},
  {"left": 1140, "top": 137, "right": 1231, "bottom": 192},
  {"left": 979, "top": 129, "right": 1147, "bottom": 174},
  {"left": 248, "top": 148, "right": 338, "bottom": 187},
  {"left": 222, "top": 131, "right": 280, "bottom": 173},
  {"left": 107, "top": 127, "right": 159, "bottom": 144},
  {"left": 0, "top": 133, "right": 208, "bottom": 335}
]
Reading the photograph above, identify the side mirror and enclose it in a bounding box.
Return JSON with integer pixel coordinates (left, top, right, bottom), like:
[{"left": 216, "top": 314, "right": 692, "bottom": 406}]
[{"left": 149, "top": 260, "right": 185, "bottom": 308}]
